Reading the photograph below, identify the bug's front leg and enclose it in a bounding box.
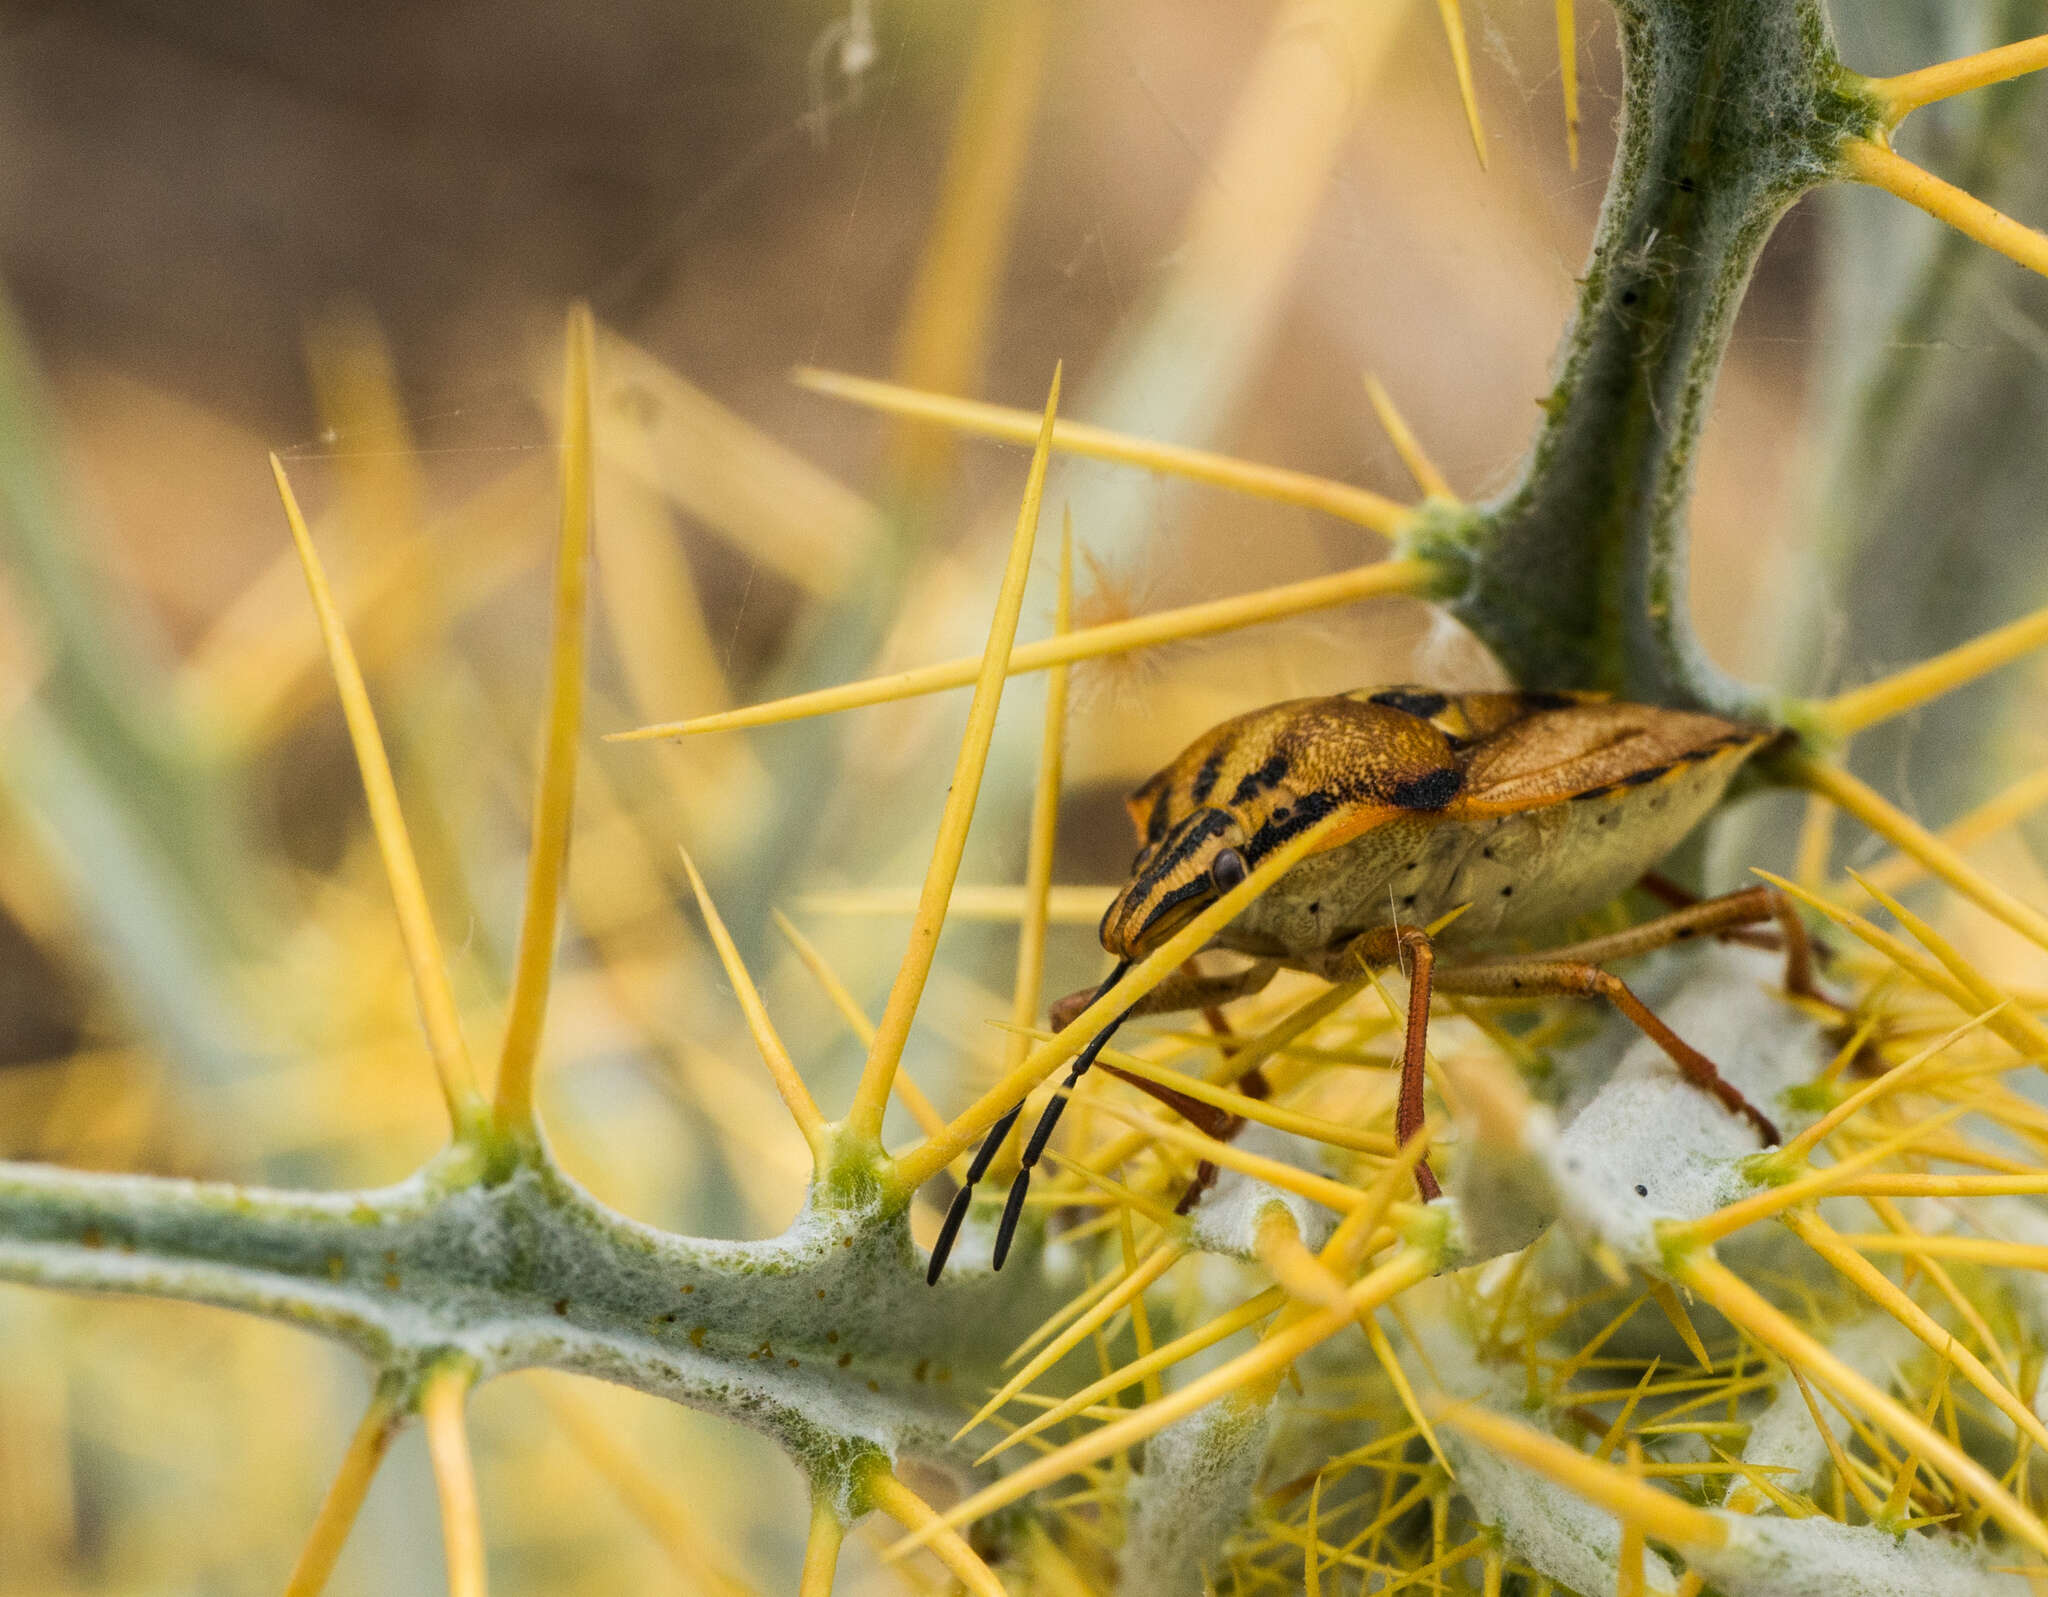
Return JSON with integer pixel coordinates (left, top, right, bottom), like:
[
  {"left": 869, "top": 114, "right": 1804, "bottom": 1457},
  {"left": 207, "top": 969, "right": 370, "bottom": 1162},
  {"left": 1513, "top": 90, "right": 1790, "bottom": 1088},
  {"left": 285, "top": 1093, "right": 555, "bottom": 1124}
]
[
  {"left": 1047, "top": 954, "right": 1280, "bottom": 1032},
  {"left": 1290, "top": 924, "right": 1446, "bottom": 1202}
]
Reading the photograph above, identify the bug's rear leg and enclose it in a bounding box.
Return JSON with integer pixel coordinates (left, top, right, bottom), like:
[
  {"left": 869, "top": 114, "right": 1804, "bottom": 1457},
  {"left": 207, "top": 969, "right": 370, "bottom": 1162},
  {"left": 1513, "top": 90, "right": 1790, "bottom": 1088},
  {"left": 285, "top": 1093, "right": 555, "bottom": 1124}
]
[
  {"left": 1435, "top": 955, "right": 1782, "bottom": 1144},
  {"left": 1635, "top": 878, "right": 1826, "bottom": 1001}
]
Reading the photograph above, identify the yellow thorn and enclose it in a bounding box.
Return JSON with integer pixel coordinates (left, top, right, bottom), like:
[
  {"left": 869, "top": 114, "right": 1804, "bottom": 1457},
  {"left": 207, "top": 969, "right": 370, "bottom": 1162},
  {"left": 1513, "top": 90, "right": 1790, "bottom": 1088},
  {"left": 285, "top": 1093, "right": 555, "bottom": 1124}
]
[
  {"left": 1847, "top": 869, "right": 2048, "bottom": 1058},
  {"left": 1361, "top": 1300, "right": 1452, "bottom": 1476},
  {"left": 1842, "top": 139, "right": 2048, "bottom": 283},
  {"left": 969, "top": 1243, "right": 1185, "bottom": 1436},
  {"left": 1319, "top": 1128, "right": 1435, "bottom": 1276},
  {"left": 282, "top": 1384, "right": 402, "bottom": 1597},
  {"left": 193, "top": 454, "right": 553, "bottom": 753},
  {"left": 1772, "top": 1000, "right": 2007, "bottom": 1168},
  {"left": 269, "top": 454, "right": 486, "bottom": 1136},
  {"left": 1039, "top": 1147, "right": 1183, "bottom": 1233},
  {"left": 1363, "top": 374, "right": 1455, "bottom": 501},
  {"left": 1865, "top": 33, "right": 2048, "bottom": 125},
  {"left": 1002, "top": 514, "right": 1073, "bottom": 1096},
  {"left": 1646, "top": 1280, "right": 1714, "bottom": 1373},
  {"left": 1789, "top": 1366, "right": 1888, "bottom": 1521},
  {"left": 1788, "top": 755, "right": 2048, "bottom": 958},
  {"left": 770, "top": 909, "right": 948, "bottom": 1140},
  {"left": 677, "top": 846, "right": 826, "bottom": 1155},
  {"left": 847, "top": 365, "right": 1062, "bottom": 1141},
  {"left": 1435, "top": 0, "right": 1488, "bottom": 167},
  {"left": 1793, "top": 788, "right": 1837, "bottom": 893},
  {"left": 1751, "top": 871, "right": 2020, "bottom": 1046},
  {"left": 1784, "top": 1209, "right": 2048, "bottom": 1459},
  {"left": 1592, "top": 1362, "right": 1662, "bottom": 1464},
  {"left": 769, "top": 910, "right": 876, "bottom": 1052},
  {"left": 1429, "top": 1401, "right": 1726, "bottom": 1549},
  {"left": 1826, "top": 1234, "right": 2048, "bottom": 1269},
  {"left": 888, "top": 1248, "right": 1436, "bottom": 1559},
  {"left": 1854, "top": 763, "right": 2048, "bottom": 900},
  {"left": 1550, "top": 1293, "right": 1652, "bottom": 1388},
  {"left": 794, "top": 366, "right": 1414, "bottom": 533},
  {"left": 421, "top": 1364, "right": 488, "bottom": 1597},
  {"left": 1003, "top": 1254, "right": 1153, "bottom": 1370},
  {"left": 613, "top": 556, "right": 1438, "bottom": 740},
  {"left": 1812, "top": 592, "right": 2048, "bottom": 741},
  {"left": 1555, "top": 0, "right": 1580, "bottom": 169},
  {"left": 496, "top": 304, "right": 596, "bottom": 1137},
  {"left": 886, "top": 809, "right": 1353, "bottom": 1197},
  {"left": 864, "top": 1464, "right": 1009, "bottom": 1597},
  {"left": 1306, "top": 1471, "right": 1324, "bottom": 1597},
  {"left": 1078, "top": 1096, "right": 1371, "bottom": 1215},
  {"left": 1834, "top": 1173, "right": 2048, "bottom": 1199},
  {"left": 1618, "top": 1441, "right": 1648, "bottom": 1597},
  {"left": 535, "top": 1380, "right": 755, "bottom": 1594},
  {"left": 1678, "top": 1103, "right": 1971, "bottom": 1247},
  {"left": 1119, "top": 1209, "right": 1162, "bottom": 1407},
  {"left": 1874, "top": 1362, "right": 1944, "bottom": 1522},
  {"left": 799, "top": 1489, "right": 845, "bottom": 1597},
  {"left": 994, "top": 1024, "right": 1395, "bottom": 1155},
  {"left": 1676, "top": 1252, "right": 2048, "bottom": 1558}
]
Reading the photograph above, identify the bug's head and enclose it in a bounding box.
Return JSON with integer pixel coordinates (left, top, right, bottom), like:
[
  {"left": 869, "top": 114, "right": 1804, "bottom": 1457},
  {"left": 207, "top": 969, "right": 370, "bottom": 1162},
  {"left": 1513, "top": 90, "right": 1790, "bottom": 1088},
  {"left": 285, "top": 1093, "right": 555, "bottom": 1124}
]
[
  {"left": 1098, "top": 802, "right": 1257, "bottom": 959},
  {"left": 1098, "top": 692, "right": 1470, "bottom": 959}
]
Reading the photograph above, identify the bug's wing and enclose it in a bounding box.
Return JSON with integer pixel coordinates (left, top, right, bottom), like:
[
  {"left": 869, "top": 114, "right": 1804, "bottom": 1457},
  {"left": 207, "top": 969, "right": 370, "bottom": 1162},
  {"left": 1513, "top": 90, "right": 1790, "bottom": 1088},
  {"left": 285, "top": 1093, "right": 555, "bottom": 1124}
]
[{"left": 1456, "top": 701, "right": 1771, "bottom": 812}]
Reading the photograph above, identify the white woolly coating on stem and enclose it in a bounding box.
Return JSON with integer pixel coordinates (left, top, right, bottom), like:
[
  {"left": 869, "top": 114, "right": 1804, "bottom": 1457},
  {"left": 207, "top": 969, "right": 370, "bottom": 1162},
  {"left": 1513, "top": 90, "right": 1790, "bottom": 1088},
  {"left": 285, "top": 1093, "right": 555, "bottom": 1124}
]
[
  {"left": 1118, "top": 1400, "right": 1273, "bottom": 1597},
  {"left": 1427, "top": 1316, "right": 1687, "bottom": 1596},
  {"left": 1450, "top": 944, "right": 1828, "bottom": 1271},
  {"left": 1185, "top": 1124, "right": 1343, "bottom": 1260},
  {"left": 1694, "top": 1515, "right": 2032, "bottom": 1597},
  {"left": 1734, "top": 1313, "right": 1917, "bottom": 1498}
]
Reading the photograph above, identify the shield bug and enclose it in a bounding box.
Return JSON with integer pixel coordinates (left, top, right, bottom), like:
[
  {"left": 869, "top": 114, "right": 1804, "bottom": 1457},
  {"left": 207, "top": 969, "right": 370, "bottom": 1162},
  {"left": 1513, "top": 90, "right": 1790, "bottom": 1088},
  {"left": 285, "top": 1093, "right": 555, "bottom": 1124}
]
[{"left": 926, "top": 686, "right": 1814, "bottom": 1282}]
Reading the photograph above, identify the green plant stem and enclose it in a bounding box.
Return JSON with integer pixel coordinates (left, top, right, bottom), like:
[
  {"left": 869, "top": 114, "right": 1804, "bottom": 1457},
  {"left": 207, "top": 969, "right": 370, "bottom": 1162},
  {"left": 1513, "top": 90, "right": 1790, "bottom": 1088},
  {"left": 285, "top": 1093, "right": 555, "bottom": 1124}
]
[
  {"left": 0, "top": 1145, "right": 1043, "bottom": 1506},
  {"left": 1434, "top": 0, "right": 1880, "bottom": 716}
]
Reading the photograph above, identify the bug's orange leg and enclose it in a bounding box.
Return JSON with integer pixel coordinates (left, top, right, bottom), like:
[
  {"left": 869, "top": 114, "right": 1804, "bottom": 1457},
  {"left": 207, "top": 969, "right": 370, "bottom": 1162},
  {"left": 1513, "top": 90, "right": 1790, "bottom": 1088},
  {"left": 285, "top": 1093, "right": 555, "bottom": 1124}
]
[
  {"left": 1578, "top": 882, "right": 1826, "bottom": 1003},
  {"left": 1637, "top": 871, "right": 1701, "bottom": 911},
  {"left": 1532, "top": 885, "right": 1779, "bottom": 965},
  {"left": 1434, "top": 955, "right": 1781, "bottom": 1144},
  {"left": 1088, "top": 1060, "right": 1244, "bottom": 1215},
  {"left": 1307, "top": 922, "right": 1445, "bottom": 1200},
  {"left": 1767, "top": 888, "right": 1821, "bottom": 1001},
  {"left": 1393, "top": 927, "right": 1444, "bottom": 1202},
  {"left": 1047, "top": 956, "right": 1279, "bottom": 1033}
]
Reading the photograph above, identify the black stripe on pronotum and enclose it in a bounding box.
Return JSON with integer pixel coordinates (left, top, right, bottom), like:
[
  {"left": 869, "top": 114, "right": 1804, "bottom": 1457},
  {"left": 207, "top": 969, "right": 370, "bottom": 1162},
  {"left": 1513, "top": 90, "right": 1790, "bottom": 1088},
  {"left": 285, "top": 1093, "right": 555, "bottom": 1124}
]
[{"left": 925, "top": 960, "right": 1134, "bottom": 1284}]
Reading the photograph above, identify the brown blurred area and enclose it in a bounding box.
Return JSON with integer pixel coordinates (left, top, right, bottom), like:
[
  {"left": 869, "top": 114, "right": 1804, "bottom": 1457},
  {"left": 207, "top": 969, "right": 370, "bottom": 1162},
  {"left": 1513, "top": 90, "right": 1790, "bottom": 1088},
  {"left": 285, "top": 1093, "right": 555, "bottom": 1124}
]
[{"left": 0, "top": 0, "right": 1811, "bottom": 660}]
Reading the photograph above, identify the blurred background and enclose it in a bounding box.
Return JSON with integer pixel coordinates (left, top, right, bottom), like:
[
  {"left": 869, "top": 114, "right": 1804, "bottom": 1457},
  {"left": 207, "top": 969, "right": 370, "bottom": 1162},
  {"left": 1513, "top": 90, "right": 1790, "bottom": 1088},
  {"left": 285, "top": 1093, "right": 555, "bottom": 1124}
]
[{"left": 0, "top": 0, "right": 2041, "bottom": 1591}]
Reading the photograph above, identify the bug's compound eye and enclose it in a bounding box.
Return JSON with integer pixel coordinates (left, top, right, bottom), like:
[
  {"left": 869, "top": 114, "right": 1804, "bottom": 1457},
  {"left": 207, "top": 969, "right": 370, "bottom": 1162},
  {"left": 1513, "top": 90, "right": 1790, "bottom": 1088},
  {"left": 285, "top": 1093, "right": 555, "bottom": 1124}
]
[{"left": 1210, "top": 847, "right": 1249, "bottom": 893}]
